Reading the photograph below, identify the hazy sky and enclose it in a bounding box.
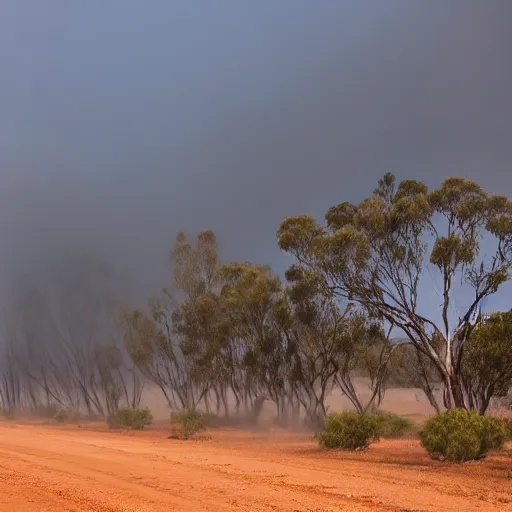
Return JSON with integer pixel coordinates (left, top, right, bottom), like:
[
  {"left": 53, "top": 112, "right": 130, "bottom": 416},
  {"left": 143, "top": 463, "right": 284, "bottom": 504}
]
[{"left": 1, "top": 2, "right": 512, "bottom": 315}]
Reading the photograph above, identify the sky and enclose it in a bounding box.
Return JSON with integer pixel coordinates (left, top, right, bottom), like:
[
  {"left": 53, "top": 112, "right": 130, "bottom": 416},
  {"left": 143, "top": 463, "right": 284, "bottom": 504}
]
[{"left": 1, "top": 1, "right": 512, "bottom": 321}]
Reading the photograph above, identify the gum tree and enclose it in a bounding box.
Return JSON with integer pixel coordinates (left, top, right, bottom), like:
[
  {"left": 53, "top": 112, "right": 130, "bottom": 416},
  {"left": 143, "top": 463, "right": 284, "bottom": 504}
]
[
  {"left": 462, "top": 310, "right": 512, "bottom": 414},
  {"left": 122, "top": 231, "right": 222, "bottom": 410},
  {"left": 278, "top": 174, "right": 512, "bottom": 411},
  {"left": 219, "top": 262, "right": 294, "bottom": 419},
  {"left": 282, "top": 270, "right": 397, "bottom": 418}
]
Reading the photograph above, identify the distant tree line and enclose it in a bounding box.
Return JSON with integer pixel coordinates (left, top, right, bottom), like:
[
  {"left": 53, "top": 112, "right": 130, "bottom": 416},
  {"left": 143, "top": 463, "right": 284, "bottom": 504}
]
[
  {"left": 1, "top": 175, "right": 512, "bottom": 422},
  {"left": 0, "top": 257, "right": 143, "bottom": 417}
]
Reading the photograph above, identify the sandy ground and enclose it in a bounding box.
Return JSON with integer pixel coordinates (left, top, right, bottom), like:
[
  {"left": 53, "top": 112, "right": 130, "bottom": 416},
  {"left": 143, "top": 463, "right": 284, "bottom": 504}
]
[{"left": 1, "top": 422, "right": 511, "bottom": 512}]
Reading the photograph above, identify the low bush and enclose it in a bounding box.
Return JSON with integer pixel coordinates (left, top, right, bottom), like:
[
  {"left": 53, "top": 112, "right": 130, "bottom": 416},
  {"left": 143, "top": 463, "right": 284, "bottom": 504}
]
[
  {"left": 54, "top": 408, "right": 80, "bottom": 423},
  {"left": 316, "top": 411, "right": 380, "bottom": 450},
  {"left": 373, "top": 411, "right": 416, "bottom": 438},
  {"left": 420, "top": 408, "right": 506, "bottom": 462},
  {"left": 108, "top": 406, "right": 153, "bottom": 430},
  {"left": 170, "top": 409, "right": 207, "bottom": 440},
  {"left": 502, "top": 418, "right": 512, "bottom": 441}
]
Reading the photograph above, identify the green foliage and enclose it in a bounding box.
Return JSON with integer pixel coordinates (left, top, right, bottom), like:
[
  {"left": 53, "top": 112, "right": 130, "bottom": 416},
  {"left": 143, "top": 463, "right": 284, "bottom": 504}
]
[
  {"left": 316, "top": 412, "right": 380, "bottom": 450},
  {"left": 278, "top": 174, "right": 512, "bottom": 412},
  {"left": 502, "top": 418, "right": 512, "bottom": 441},
  {"left": 170, "top": 409, "right": 206, "bottom": 440},
  {"left": 122, "top": 228, "right": 411, "bottom": 426},
  {"left": 420, "top": 409, "right": 506, "bottom": 462},
  {"left": 462, "top": 311, "right": 512, "bottom": 414},
  {"left": 373, "top": 411, "right": 416, "bottom": 438},
  {"left": 54, "top": 408, "right": 80, "bottom": 423},
  {"left": 171, "top": 230, "right": 219, "bottom": 299},
  {"left": 3, "top": 173, "right": 512, "bottom": 434},
  {"left": 109, "top": 406, "right": 153, "bottom": 430},
  {"left": 317, "top": 410, "right": 415, "bottom": 450}
]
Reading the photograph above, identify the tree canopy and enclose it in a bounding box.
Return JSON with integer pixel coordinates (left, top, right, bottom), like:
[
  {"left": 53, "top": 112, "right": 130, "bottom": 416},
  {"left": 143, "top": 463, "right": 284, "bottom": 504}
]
[
  {"left": 2, "top": 175, "right": 512, "bottom": 421},
  {"left": 278, "top": 174, "right": 512, "bottom": 411}
]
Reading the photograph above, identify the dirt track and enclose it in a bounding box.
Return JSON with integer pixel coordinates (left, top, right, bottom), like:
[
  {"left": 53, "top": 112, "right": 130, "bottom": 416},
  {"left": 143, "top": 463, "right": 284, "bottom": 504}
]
[{"left": 0, "top": 422, "right": 511, "bottom": 511}]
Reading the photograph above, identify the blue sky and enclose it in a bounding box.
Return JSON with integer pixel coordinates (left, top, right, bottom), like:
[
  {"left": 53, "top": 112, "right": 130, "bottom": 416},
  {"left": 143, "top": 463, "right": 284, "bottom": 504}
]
[{"left": 0, "top": 1, "right": 511, "bottom": 326}]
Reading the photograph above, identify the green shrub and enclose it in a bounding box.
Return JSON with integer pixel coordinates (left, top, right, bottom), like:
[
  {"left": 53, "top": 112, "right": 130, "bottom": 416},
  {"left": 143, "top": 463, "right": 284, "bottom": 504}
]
[
  {"left": 109, "top": 406, "right": 153, "bottom": 430},
  {"left": 373, "top": 411, "right": 416, "bottom": 438},
  {"left": 54, "top": 408, "right": 80, "bottom": 423},
  {"left": 316, "top": 411, "right": 380, "bottom": 450},
  {"left": 170, "top": 409, "right": 206, "bottom": 440},
  {"left": 502, "top": 418, "right": 512, "bottom": 441},
  {"left": 420, "top": 408, "right": 506, "bottom": 462}
]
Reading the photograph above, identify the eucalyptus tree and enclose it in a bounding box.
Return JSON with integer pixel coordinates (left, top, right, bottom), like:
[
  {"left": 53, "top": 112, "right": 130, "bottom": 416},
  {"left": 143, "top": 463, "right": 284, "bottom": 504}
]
[
  {"left": 93, "top": 343, "right": 144, "bottom": 416},
  {"left": 278, "top": 174, "right": 512, "bottom": 410},
  {"left": 219, "top": 262, "right": 292, "bottom": 418},
  {"left": 122, "top": 230, "right": 223, "bottom": 410},
  {"left": 281, "top": 268, "right": 396, "bottom": 419},
  {"left": 171, "top": 291, "right": 228, "bottom": 412},
  {"left": 461, "top": 310, "right": 512, "bottom": 414},
  {"left": 334, "top": 312, "right": 396, "bottom": 414},
  {"left": 277, "top": 271, "right": 346, "bottom": 424}
]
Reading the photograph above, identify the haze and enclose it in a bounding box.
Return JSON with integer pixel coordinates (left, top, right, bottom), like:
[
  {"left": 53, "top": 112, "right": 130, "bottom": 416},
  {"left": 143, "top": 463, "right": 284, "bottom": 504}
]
[{"left": 1, "top": 1, "right": 511, "bottom": 308}]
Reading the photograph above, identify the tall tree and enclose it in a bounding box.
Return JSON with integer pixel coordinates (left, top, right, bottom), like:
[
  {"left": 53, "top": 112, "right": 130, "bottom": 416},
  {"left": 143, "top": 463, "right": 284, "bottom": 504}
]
[
  {"left": 283, "top": 269, "right": 395, "bottom": 418},
  {"left": 278, "top": 174, "right": 512, "bottom": 411},
  {"left": 122, "top": 231, "right": 223, "bottom": 411},
  {"left": 219, "top": 262, "right": 292, "bottom": 418},
  {"left": 278, "top": 272, "right": 348, "bottom": 423}
]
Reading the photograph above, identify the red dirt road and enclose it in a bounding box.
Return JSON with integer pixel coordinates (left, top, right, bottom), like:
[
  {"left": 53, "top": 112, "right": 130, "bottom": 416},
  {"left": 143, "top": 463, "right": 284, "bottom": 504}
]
[{"left": 0, "top": 422, "right": 511, "bottom": 512}]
